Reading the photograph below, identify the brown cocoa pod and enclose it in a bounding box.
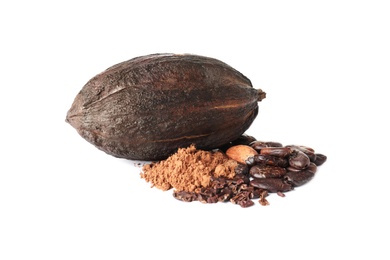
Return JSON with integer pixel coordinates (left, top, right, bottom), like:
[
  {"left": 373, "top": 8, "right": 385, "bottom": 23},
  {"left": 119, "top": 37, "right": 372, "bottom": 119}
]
[{"left": 66, "top": 54, "right": 266, "bottom": 160}]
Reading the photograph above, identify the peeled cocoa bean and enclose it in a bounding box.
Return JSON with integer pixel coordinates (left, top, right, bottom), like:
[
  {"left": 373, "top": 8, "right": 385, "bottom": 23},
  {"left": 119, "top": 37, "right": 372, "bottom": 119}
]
[
  {"left": 226, "top": 145, "right": 258, "bottom": 165},
  {"left": 66, "top": 53, "right": 266, "bottom": 160}
]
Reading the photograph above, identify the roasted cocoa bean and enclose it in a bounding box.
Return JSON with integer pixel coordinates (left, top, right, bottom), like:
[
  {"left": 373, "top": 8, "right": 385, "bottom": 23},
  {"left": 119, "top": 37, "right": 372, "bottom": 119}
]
[
  {"left": 234, "top": 164, "right": 249, "bottom": 175},
  {"left": 313, "top": 153, "right": 327, "bottom": 166},
  {"left": 253, "top": 154, "right": 289, "bottom": 168},
  {"left": 249, "top": 141, "right": 269, "bottom": 151},
  {"left": 286, "top": 166, "right": 302, "bottom": 172},
  {"left": 288, "top": 150, "right": 310, "bottom": 170},
  {"left": 249, "top": 141, "right": 284, "bottom": 151},
  {"left": 286, "top": 145, "right": 317, "bottom": 162},
  {"left": 250, "top": 178, "right": 293, "bottom": 193},
  {"left": 249, "top": 165, "right": 287, "bottom": 178},
  {"left": 299, "top": 145, "right": 315, "bottom": 152},
  {"left": 230, "top": 134, "right": 257, "bottom": 146},
  {"left": 307, "top": 162, "right": 317, "bottom": 174},
  {"left": 284, "top": 170, "right": 315, "bottom": 187},
  {"left": 265, "top": 141, "right": 283, "bottom": 147},
  {"left": 260, "top": 147, "right": 292, "bottom": 157},
  {"left": 245, "top": 156, "right": 256, "bottom": 166}
]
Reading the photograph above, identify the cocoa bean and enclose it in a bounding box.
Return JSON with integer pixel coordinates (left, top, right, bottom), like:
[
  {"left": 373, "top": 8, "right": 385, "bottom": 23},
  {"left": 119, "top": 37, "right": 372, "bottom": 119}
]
[
  {"left": 260, "top": 147, "right": 292, "bottom": 157},
  {"left": 253, "top": 154, "right": 289, "bottom": 168},
  {"left": 286, "top": 145, "right": 317, "bottom": 162},
  {"left": 250, "top": 178, "right": 293, "bottom": 193},
  {"left": 284, "top": 170, "right": 315, "bottom": 187},
  {"left": 313, "top": 153, "right": 327, "bottom": 166},
  {"left": 288, "top": 150, "right": 310, "bottom": 170},
  {"left": 249, "top": 165, "right": 287, "bottom": 178}
]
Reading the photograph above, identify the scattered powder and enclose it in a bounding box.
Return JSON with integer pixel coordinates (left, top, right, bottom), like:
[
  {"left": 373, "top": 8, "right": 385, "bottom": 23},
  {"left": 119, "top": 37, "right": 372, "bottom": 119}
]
[{"left": 140, "top": 144, "right": 238, "bottom": 192}]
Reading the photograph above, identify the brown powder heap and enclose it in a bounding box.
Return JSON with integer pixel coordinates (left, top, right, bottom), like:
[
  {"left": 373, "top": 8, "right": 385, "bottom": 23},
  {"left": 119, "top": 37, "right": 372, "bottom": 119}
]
[{"left": 141, "top": 145, "right": 237, "bottom": 192}]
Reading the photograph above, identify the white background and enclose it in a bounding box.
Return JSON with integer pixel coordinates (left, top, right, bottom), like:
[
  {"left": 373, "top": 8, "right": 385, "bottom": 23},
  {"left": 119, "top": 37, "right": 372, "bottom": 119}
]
[{"left": 1, "top": 0, "right": 389, "bottom": 259}]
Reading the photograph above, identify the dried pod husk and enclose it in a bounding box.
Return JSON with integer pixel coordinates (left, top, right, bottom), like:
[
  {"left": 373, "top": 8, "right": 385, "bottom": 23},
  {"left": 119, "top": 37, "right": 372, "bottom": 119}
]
[{"left": 66, "top": 53, "right": 266, "bottom": 160}]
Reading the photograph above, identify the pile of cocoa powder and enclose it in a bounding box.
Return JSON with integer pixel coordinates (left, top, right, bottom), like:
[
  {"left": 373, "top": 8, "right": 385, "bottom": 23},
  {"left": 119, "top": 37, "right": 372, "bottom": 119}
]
[
  {"left": 141, "top": 144, "right": 237, "bottom": 192},
  {"left": 140, "top": 135, "right": 327, "bottom": 208}
]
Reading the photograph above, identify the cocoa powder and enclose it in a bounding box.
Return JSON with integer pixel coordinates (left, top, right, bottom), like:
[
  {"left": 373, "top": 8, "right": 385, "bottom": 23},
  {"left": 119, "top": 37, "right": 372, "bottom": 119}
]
[{"left": 140, "top": 145, "right": 237, "bottom": 192}]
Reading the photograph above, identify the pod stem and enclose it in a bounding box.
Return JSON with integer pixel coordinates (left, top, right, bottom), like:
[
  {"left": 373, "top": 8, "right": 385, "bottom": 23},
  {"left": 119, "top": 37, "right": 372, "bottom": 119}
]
[{"left": 257, "top": 89, "right": 266, "bottom": 101}]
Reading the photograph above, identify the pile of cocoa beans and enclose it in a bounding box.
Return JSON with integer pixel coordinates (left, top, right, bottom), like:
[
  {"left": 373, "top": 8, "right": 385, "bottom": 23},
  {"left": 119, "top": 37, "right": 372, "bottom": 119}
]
[{"left": 173, "top": 135, "right": 327, "bottom": 207}]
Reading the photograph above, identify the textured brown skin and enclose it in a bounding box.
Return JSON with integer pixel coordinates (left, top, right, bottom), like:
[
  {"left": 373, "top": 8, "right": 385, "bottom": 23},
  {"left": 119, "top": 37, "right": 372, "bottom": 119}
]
[{"left": 66, "top": 53, "right": 265, "bottom": 161}]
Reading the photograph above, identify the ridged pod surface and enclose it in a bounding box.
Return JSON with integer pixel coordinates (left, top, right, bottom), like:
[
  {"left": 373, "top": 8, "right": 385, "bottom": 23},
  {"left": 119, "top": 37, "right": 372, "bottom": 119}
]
[{"left": 66, "top": 53, "right": 266, "bottom": 160}]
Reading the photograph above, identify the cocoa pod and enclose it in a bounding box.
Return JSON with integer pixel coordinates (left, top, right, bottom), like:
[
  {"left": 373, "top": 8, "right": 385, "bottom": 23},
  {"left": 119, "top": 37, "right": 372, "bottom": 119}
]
[{"left": 66, "top": 53, "right": 266, "bottom": 160}]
